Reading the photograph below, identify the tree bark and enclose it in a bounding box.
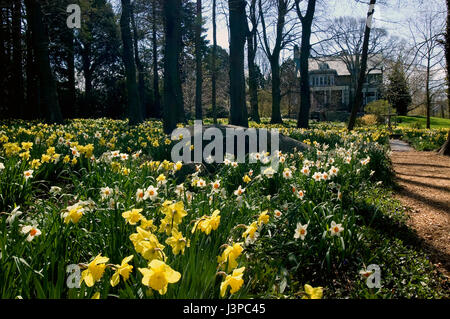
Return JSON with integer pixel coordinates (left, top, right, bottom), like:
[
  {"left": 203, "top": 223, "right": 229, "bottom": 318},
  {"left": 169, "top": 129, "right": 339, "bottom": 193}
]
[
  {"left": 247, "top": 0, "right": 260, "bottom": 123},
  {"left": 66, "top": 28, "right": 76, "bottom": 118},
  {"left": 25, "top": 0, "right": 63, "bottom": 123},
  {"left": 152, "top": 0, "right": 161, "bottom": 118},
  {"left": 195, "top": 0, "right": 203, "bottom": 120},
  {"left": 120, "top": 0, "right": 142, "bottom": 125},
  {"left": 296, "top": 0, "right": 316, "bottom": 129},
  {"left": 270, "top": 58, "right": 282, "bottom": 123},
  {"left": 348, "top": 0, "right": 376, "bottom": 130},
  {"left": 426, "top": 55, "right": 431, "bottom": 129},
  {"left": 228, "top": 0, "right": 248, "bottom": 127},
  {"left": 212, "top": 0, "right": 218, "bottom": 124},
  {"left": 163, "top": 0, "right": 185, "bottom": 133},
  {"left": 447, "top": 0, "right": 450, "bottom": 120},
  {"left": 25, "top": 6, "right": 38, "bottom": 120},
  {"left": 259, "top": 0, "right": 286, "bottom": 124},
  {"left": 131, "top": 2, "right": 146, "bottom": 119},
  {"left": 12, "top": 0, "right": 24, "bottom": 118},
  {"left": 438, "top": 0, "right": 450, "bottom": 155}
]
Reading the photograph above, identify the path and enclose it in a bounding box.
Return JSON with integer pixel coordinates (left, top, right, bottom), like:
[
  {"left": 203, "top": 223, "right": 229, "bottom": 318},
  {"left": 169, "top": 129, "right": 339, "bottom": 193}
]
[{"left": 390, "top": 139, "right": 450, "bottom": 277}]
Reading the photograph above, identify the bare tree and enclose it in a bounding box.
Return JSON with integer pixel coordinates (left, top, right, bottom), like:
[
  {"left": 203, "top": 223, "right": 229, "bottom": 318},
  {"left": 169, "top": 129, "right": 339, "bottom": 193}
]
[
  {"left": 409, "top": 8, "right": 445, "bottom": 129},
  {"left": 247, "top": 0, "right": 261, "bottom": 123},
  {"left": 259, "top": 0, "right": 296, "bottom": 124},
  {"left": 295, "top": 0, "right": 316, "bottom": 128}
]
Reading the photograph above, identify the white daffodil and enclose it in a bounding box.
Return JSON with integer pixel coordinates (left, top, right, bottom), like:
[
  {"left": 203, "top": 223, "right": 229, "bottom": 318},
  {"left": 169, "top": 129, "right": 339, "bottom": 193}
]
[
  {"left": 23, "top": 170, "right": 34, "bottom": 181},
  {"left": 330, "top": 221, "right": 344, "bottom": 236},
  {"left": 100, "top": 187, "right": 113, "bottom": 200},
  {"left": 21, "top": 225, "right": 41, "bottom": 242},
  {"left": 136, "top": 189, "right": 145, "bottom": 202},
  {"left": 294, "top": 223, "right": 308, "bottom": 240},
  {"left": 6, "top": 206, "right": 23, "bottom": 224},
  {"left": 234, "top": 185, "right": 245, "bottom": 196},
  {"left": 144, "top": 186, "right": 158, "bottom": 201}
]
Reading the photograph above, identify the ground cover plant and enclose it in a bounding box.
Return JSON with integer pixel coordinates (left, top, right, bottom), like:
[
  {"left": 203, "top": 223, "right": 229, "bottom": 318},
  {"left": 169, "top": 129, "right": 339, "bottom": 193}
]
[{"left": 0, "top": 119, "right": 448, "bottom": 299}]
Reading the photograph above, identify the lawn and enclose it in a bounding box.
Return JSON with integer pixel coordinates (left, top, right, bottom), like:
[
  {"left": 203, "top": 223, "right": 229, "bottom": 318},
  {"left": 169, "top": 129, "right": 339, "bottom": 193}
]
[{"left": 394, "top": 116, "right": 450, "bottom": 129}]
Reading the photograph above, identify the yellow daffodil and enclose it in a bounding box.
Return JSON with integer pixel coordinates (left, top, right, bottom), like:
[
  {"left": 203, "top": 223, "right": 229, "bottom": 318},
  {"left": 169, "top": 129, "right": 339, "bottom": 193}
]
[
  {"left": 165, "top": 229, "right": 188, "bottom": 255},
  {"left": 122, "top": 208, "right": 143, "bottom": 225},
  {"left": 242, "top": 221, "right": 258, "bottom": 240},
  {"left": 63, "top": 204, "right": 84, "bottom": 224},
  {"left": 91, "top": 292, "right": 101, "bottom": 299},
  {"left": 192, "top": 210, "right": 221, "bottom": 235},
  {"left": 220, "top": 267, "right": 245, "bottom": 297},
  {"left": 302, "top": 284, "right": 323, "bottom": 299},
  {"left": 242, "top": 174, "right": 251, "bottom": 183},
  {"left": 139, "top": 260, "right": 181, "bottom": 295},
  {"left": 80, "top": 254, "right": 109, "bottom": 287},
  {"left": 218, "top": 243, "right": 243, "bottom": 272},
  {"left": 257, "top": 210, "right": 270, "bottom": 226},
  {"left": 110, "top": 255, "right": 134, "bottom": 287}
]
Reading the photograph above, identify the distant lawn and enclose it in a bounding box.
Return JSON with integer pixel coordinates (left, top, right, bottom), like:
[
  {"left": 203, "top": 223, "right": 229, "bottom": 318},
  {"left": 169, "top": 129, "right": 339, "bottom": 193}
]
[{"left": 394, "top": 115, "right": 450, "bottom": 129}]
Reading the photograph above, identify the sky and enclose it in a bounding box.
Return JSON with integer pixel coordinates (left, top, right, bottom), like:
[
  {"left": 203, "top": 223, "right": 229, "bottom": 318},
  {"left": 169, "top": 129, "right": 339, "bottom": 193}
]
[{"left": 202, "top": 0, "right": 445, "bottom": 51}]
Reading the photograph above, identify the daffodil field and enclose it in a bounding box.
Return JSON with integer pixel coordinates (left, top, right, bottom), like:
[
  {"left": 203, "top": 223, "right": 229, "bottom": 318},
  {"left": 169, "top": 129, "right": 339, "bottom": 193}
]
[{"left": 0, "top": 119, "right": 448, "bottom": 299}]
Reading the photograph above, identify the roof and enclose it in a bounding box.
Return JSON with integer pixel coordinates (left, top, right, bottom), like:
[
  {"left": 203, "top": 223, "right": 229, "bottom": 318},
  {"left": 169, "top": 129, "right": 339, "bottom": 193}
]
[{"left": 308, "top": 55, "right": 383, "bottom": 76}]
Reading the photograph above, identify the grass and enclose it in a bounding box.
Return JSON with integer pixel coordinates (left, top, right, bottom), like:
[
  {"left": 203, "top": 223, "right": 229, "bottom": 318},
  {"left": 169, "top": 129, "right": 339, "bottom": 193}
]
[{"left": 394, "top": 116, "right": 450, "bottom": 129}]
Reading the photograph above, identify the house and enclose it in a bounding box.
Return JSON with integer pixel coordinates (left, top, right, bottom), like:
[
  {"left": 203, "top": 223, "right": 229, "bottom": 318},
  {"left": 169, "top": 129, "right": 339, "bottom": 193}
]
[{"left": 307, "top": 56, "right": 383, "bottom": 112}]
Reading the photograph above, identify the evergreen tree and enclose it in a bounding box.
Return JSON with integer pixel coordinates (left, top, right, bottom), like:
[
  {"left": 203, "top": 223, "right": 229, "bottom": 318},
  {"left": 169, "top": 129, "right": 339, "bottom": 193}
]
[{"left": 386, "top": 59, "right": 411, "bottom": 116}]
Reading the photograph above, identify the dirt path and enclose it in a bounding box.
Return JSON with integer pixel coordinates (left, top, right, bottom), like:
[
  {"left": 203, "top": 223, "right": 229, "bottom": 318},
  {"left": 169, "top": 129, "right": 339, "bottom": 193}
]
[{"left": 390, "top": 140, "right": 450, "bottom": 277}]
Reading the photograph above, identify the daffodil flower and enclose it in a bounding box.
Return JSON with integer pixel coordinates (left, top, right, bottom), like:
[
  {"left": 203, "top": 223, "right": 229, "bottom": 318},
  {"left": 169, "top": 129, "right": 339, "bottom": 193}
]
[
  {"left": 218, "top": 243, "right": 244, "bottom": 272},
  {"left": 139, "top": 260, "right": 181, "bottom": 295},
  {"left": 110, "top": 255, "right": 134, "bottom": 287},
  {"left": 220, "top": 267, "right": 245, "bottom": 297},
  {"left": 81, "top": 254, "right": 109, "bottom": 287},
  {"left": 302, "top": 284, "right": 323, "bottom": 299},
  {"left": 122, "top": 208, "right": 143, "bottom": 225}
]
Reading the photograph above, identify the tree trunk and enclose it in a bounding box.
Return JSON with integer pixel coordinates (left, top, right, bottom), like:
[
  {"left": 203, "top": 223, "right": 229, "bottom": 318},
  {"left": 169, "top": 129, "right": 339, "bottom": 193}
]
[
  {"left": 25, "top": 0, "right": 63, "bottom": 123},
  {"left": 228, "top": 0, "right": 248, "bottom": 127},
  {"left": 426, "top": 56, "right": 431, "bottom": 129},
  {"left": 296, "top": 0, "right": 316, "bottom": 129},
  {"left": 212, "top": 0, "right": 217, "bottom": 124},
  {"left": 163, "top": 0, "right": 185, "bottom": 133},
  {"left": 81, "top": 42, "right": 93, "bottom": 117},
  {"left": 12, "top": 0, "right": 24, "bottom": 118},
  {"left": 131, "top": 2, "right": 146, "bottom": 119},
  {"left": 247, "top": 0, "right": 260, "bottom": 123},
  {"left": 152, "top": 0, "right": 161, "bottom": 118},
  {"left": 120, "top": 0, "right": 142, "bottom": 125},
  {"left": 438, "top": 0, "right": 450, "bottom": 156},
  {"left": 66, "top": 28, "right": 76, "bottom": 118},
  {"left": 0, "top": 6, "right": 6, "bottom": 118},
  {"left": 195, "top": 0, "right": 203, "bottom": 120},
  {"left": 270, "top": 57, "right": 283, "bottom": 123},
  {"left": 447, "top": 0, "right": 450, "bottom": 120},
  {"left": 25, "top": 7, "right": 38, "bottom": 120},
  {"left": 348, "top": 0, "right": 376, "bottom": 130}
]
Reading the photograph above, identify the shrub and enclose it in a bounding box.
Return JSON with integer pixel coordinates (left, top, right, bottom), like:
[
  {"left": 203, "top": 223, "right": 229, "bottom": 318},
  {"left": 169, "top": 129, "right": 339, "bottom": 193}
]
[{"left": 357, "top": 114, "right": 380, "bottom": 126}]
